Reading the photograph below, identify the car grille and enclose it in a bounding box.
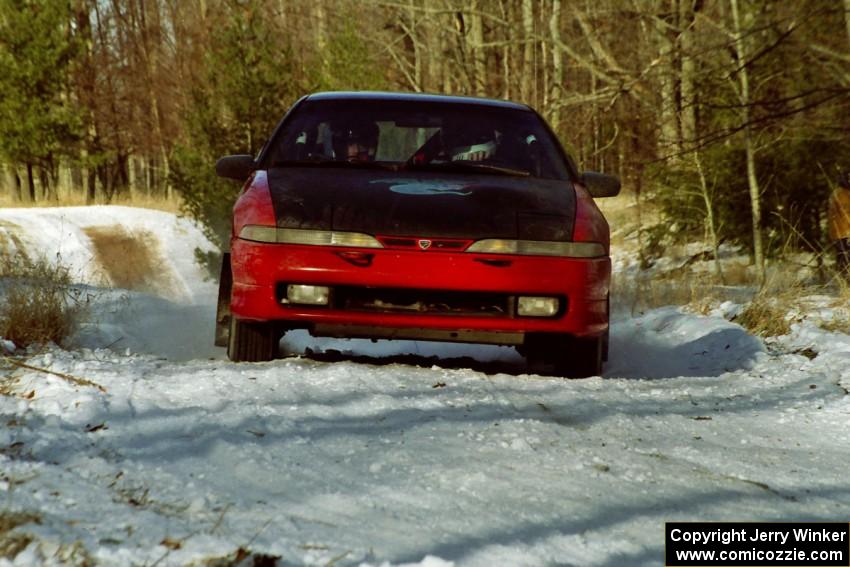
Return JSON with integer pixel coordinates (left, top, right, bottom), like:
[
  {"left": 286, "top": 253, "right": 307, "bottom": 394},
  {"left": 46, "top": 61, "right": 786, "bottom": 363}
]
[{"left": 333, "top": 286, "right": 513, "bottom": 317}]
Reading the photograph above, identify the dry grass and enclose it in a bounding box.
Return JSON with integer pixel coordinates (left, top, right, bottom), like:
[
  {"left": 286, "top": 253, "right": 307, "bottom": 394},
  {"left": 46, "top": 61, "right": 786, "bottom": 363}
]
[
  {"left": 732, "top": 266, "right": 809, "bottom": 337},
  {"left": 615, "top": 252, "right": 850, "bottom": 338},
  {"left": 0, "top": 511, "right": 40, "bottom": 559},
  {"left": 735, "top": 293, "right": 794, "bottom": 337},
  {"left": 734, "top": 262, "right": 850, "bottom": 337},
  {"left": 613, "top": 270, "right": 743, "bottom": 316},
  {"left": 0, "top": 254, "right": 87, "bottom": 348}
]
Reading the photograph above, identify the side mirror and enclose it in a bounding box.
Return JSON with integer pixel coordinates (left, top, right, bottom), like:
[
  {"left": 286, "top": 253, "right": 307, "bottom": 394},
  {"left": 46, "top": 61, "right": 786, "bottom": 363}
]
[
  {"left": 216, "top": 154, "right": 255, "bottom": 181},
  {"left": 580, "top": 172, "right": 621, "bottom": 198}
]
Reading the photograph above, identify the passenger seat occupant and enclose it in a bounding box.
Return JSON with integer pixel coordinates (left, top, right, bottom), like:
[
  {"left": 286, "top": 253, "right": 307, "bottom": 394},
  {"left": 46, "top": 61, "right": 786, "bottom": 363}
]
[{"left": 828, "top": 171, "right": 850, "bottom": 277}]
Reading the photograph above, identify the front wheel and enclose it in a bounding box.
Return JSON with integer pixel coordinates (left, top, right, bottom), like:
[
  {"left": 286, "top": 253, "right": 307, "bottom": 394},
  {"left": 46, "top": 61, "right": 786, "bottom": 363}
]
[
  {"left": 227, "top": 318, "right": 278, "bottom": 362},
  {"left": 557, "top": 335, "right": 603, "bottom": 378},
  {"left": 524, "top": 334, "right": 603, "bottom": 379}
]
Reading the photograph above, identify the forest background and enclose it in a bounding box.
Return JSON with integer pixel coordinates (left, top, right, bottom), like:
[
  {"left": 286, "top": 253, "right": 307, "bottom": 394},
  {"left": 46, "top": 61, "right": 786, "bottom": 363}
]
[{"left": 1, "top": 0, "right": 849, "bottom": 283}]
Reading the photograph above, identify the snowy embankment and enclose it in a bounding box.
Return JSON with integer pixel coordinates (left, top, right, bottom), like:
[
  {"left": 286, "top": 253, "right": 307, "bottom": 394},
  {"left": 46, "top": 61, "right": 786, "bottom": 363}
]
[
  {"left": 0, "top": 206, "right": 218, "bottom": 360},
  {"left": 1, "top": 207, "right": 849, "bottom": 566}
]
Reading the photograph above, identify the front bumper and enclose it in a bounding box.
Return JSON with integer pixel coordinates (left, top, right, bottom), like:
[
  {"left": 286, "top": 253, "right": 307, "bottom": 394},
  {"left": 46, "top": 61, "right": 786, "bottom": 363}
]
[{"left": 230, "top": 238, "right": 610, "bottom": 342}]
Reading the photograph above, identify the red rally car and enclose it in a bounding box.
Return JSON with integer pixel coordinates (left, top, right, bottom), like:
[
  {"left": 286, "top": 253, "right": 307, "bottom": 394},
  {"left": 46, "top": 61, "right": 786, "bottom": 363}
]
[{"left": 214, "top": 92, "right": 620, "bottom": 377}]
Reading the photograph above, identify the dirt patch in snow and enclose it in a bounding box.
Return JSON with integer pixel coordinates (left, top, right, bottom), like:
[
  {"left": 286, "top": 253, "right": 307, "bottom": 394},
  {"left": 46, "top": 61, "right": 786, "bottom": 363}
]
[{"left": 84, "top": 226, "right": 179, "bottom": 298}]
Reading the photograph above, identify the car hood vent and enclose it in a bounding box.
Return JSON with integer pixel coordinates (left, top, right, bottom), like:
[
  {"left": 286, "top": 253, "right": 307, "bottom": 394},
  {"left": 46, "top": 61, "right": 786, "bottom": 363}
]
[{"left": 267, "top": 167, "right": 576, "bottom": 241}]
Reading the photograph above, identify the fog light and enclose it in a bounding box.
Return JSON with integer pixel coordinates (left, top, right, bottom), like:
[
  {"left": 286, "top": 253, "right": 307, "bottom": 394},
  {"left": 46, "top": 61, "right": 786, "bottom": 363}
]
[
  {"left": 517, "top": 296, "right": 559, "bottom": 317},
  {"left": 286, "top": 284, "right": 330, "bottom": 305}
]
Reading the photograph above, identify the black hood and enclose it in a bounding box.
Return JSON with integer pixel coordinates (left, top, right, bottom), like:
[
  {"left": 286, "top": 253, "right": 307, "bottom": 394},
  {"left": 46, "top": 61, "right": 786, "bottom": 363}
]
[{"left": 267, "top": 167, "right": 576, "bottom": 240}]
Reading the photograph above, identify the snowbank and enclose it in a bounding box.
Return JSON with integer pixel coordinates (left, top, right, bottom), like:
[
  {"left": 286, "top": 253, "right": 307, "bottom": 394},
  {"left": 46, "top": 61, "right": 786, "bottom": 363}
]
[
  {"left": 0, "top": 205, "right": 216, "bottom": 303},
  {"left": 0, "top": 206, "right": 219, "bottom": 360}
]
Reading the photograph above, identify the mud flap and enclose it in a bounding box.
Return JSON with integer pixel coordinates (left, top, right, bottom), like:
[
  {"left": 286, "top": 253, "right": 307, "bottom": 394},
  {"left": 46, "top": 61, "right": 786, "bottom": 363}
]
[{"left": 214, "top": 253, "right": 232, "bottom": 347}]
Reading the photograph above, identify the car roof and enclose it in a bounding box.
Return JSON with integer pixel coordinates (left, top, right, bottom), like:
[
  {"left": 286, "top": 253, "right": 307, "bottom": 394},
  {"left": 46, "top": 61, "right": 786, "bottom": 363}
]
[{"left": 304, "top": 91, "right": 532, "bottom": 111}]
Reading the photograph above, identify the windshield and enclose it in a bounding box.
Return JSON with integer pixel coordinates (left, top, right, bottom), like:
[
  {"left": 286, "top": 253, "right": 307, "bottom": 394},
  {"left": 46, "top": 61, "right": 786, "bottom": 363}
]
[{"left": 263, "top": 99, "right": 571, "bottom": 180}]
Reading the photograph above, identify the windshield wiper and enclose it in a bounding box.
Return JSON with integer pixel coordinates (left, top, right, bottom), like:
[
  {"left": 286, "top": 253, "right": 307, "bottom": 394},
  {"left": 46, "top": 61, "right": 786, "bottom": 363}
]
[
  {"left": 406, "top": 161, "right": 530, "bottom": 177},
  {"left": 272, "top": 158, "right": 396, "bottom": 170}
]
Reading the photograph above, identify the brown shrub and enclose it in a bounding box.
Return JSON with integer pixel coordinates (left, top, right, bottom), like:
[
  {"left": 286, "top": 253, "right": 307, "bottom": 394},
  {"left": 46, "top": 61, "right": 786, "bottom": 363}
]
[
  {"left": 0, "top": 255, "right": 86, "bottom": 348},
  {"left": 735, "top": 295, "right": 793, "bottom": 338}
]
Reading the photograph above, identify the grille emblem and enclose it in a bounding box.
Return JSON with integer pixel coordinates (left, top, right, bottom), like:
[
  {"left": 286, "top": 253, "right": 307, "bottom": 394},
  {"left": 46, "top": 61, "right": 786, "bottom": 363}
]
[{"left": 418, "top": 239, "right": 432, "bottom": 250}]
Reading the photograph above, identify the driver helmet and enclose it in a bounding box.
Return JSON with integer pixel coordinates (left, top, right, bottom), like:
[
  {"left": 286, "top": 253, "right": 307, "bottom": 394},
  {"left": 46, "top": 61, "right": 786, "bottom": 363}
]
[{"left": 332, "top": 119, "right": 379, "bottom": 161}]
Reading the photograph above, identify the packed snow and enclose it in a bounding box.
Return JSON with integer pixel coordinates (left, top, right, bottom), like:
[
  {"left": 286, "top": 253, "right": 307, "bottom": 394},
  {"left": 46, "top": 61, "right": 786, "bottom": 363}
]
[{"left": 1, "top": 206, "right": 849, "bottom": 566}]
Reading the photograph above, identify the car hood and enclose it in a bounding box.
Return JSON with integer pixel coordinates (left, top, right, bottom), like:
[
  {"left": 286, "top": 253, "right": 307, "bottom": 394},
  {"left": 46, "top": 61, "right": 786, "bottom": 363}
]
[{"left": 266, "top": 167, "right": 576, "bottom": 240}]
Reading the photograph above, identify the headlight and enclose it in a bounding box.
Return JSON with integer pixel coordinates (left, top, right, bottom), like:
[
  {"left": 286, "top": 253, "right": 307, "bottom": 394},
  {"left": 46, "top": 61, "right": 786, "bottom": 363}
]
[
  {"left": 466, "top": 239, "right": 605, "bottom": 258},
  {"left": 285, "top": 284, "right": 330, "bottom": 305},
  {"left": 517, "top": 296, "right": 560, "bottom": 317},
  {"left": 239, "top": 225, "right": 383, "bottom": 248}
]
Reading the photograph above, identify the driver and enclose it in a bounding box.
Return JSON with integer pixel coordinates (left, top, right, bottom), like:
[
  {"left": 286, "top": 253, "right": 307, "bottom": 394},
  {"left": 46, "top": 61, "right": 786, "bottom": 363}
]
[{"left": 331, "top": 120, "right": 379, "bottom": 161}]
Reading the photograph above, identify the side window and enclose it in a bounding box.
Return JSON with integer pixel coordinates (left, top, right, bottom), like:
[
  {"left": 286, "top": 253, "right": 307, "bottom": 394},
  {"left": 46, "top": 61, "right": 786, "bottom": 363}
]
[{"left": 286, "top": 122, "right": 334, "bottom": 160}]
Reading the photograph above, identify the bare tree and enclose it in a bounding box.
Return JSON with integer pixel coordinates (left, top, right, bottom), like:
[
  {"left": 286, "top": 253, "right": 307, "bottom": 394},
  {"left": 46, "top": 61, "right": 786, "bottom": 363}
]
[
  {"left": 729, "top": 0, "right": 765, "bottom": 282},
  {"left": 548, "top": 0, "right": 563, "bottom": 129}
]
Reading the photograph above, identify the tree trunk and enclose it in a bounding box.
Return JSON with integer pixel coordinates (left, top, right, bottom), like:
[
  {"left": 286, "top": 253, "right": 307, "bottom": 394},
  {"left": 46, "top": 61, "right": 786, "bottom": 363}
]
[
  {"left": 87, "top": 168, "right": 97, "bottom": 204},
  {"left": 423, "top": 9, "right": 442, "bottom": 93},
  {"left": 98, "top": 164, "right": 111, "bottom": 202},
  {"left": 548, "top": 0, "right": 563, "bottom": 130},
  {"left": 679, "top": 0, "right": 697, "bottom": 149},
  {"left": 441, "top": 16, "right": 452, "bottom": 93},
  {"left": 497, "top": 0, "right": 511, "bottom": 99},
  {"left": 12, "top": 165, "right": 23, "bottom": 202},
  {"left": 47, "top": 164, "right": 59, "bottom": 201},
  {"left": 147, "top": 157, "right": 156, "bottom": 195},
  {"left": 520, "top": 0, "right": 534, "bottom": 103},
  {"left": 405, "top": 1, "right": 424, "bottom": 92},
  {"left": 128, "top": 155, "right": 136, "bottom": 199},
  {"left": 59, "top": 162, "right": 72, "bottom": 200},
  {"left": 3, "top": 165, "right": 14, "bottom": 201},
  {"left": 469, "top": 1, "right": 486, "bottom": 97},
  {"left": 94, "top": 1, "right": 122, "bottom": 186},
  {"left": 115, "top": 153, "right": 130, "bottom": 198},
  {"left": 26, "top": 163, "right": 36, "bottom": 202},
  {"left": 655, "top": 3, "right": 679, "bottom": 158},
  {"left": 315, "top": 0, "right": 327, "bottom": 63},
  {"left": 541, "top": 12, "right": 549, "bottom": 110},
  {"left": 39, "top": 168, "right": 51, "bottom": 201},
  {"left": 730, "top": 0, "right": 765, "bottom": 283},
  {"left": 132, "top": 0, "right": 172, "bottom": 200},
  {"left": 694, "top": 151, "right": 724, "bottom": 283}
]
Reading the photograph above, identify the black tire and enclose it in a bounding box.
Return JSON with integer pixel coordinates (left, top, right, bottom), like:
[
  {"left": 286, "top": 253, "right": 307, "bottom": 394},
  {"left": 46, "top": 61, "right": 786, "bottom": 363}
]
[
  {"left": 557, "top": 335, "right": 603, "bottom": 379},
  {"left": 214, "top": 253, "right": 232, "bottom": 347},
  {"left": 602, "top": 328, "right": 609, "bottom": 362},
  {"left": 227, "top": 318, "right": 278, "bottom": 362},
  {"left": 524, "top": 334, "right": 603, "bottom": 379},
  {"left": 603, "top": 294, "right": 610, "bottom": 362}
]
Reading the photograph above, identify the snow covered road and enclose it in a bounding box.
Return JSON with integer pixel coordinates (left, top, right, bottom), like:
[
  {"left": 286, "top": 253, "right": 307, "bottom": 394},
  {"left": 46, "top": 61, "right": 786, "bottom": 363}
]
[
  {"left": 3, "top": 315, "right": 849, "bottom": 566},
  {"left": 1, "top": 207, "right": 850, "bottom": 566}
]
